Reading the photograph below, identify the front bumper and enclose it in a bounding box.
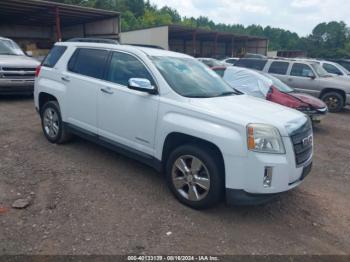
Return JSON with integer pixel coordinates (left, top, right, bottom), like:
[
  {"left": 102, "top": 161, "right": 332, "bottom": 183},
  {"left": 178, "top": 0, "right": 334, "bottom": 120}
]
[
  {"left": 226, "top": 161, "right": 312, "bottom": 205},
  {"left": 224, "top": 136, "right": 313, "bottom": 205},
  {"left": 301, "top": 107, "right": 328, "bottom": 122},
  {"left": 0, "top": 80, "right": 34, "bottom": 95}
]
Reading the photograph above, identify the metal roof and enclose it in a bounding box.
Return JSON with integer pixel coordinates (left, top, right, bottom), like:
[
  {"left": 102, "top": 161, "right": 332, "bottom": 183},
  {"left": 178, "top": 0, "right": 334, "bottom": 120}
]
[
  {"left": 0, "top": 0, "right": 120, "bottom": 26},
  {"left": 123, "top": 25, "right": 268, "bottom": 41}
]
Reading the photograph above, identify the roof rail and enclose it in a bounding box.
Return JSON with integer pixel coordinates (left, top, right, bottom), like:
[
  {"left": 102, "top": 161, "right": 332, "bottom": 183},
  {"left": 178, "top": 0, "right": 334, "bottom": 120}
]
[{"left": 66, "top": 38, "right": 119, "bottom": 45}]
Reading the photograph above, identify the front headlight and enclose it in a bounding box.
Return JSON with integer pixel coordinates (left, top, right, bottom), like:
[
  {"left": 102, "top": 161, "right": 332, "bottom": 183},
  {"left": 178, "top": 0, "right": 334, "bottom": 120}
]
[{"left": 247, "top": 124, "right": 285, "bottom": 154}]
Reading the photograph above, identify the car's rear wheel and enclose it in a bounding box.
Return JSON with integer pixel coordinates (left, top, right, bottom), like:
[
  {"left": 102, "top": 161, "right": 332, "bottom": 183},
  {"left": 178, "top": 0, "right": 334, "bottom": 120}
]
[
  {"left": 166, "top": 144, "right": 224, "bottom": 209},
  {"left": 321, "top": 92, "right": 344, "bottom": 113},
  {"left": 41, "top": 101, "right": 72, "bottom": 144}
]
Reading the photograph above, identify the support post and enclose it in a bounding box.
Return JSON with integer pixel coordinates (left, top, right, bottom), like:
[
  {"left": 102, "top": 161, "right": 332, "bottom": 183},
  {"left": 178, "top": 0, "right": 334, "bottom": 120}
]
[
  {"left": 55, "top": 6, "right": 62, "bottom": 42},
  {"left": 213, "top": 33, "right": 219, "bottom": 57},
  {"left": 231, "top": 37, "right": 234, "bottom": 57},
  {"left": 192, "top": 30, "right": 197, "bottom": 57}
]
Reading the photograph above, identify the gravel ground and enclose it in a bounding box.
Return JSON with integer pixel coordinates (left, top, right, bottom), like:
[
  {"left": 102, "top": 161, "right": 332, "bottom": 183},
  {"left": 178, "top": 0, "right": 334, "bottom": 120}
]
[{"left": 0, "top": 97, "right": 349, "bottom": 255}]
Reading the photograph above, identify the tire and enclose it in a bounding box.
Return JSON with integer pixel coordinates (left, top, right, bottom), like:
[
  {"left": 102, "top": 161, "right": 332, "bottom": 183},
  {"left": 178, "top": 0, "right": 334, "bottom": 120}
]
[
  {"left": 165, "top": 144, "right": 224, "bottom": 209},
  {"left": 321, "top": 92, "right": 345, "bottom": 113},
  {"left": 40, "top": 101, "right": 72, "bottom": 144}
]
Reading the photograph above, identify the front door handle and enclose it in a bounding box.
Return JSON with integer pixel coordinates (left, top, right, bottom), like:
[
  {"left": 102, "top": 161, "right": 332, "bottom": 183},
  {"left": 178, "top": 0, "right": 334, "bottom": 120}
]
[
  {"left": 61, "top": 76, "right": 70, "bottom": 82},
  {"left": 101, "top": 87, "right": 114, "bottom": 95}
]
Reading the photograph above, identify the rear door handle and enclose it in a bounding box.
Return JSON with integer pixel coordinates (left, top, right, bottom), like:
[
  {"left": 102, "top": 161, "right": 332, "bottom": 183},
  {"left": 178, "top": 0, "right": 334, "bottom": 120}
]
[
  {"left": 101, "top": 87, "right": 114, "bottom": 95},
  {"left": 61, "top": 76, "right": 70, "bottom": 82}
]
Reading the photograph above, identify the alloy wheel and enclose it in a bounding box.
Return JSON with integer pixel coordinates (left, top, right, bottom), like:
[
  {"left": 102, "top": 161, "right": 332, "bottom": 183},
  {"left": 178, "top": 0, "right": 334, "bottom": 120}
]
[
  {"left": 43, "top": 107, "right": 59, "bottom": 138},
  {"left": 171, "top": 155, "right": 210, "bottom": 202}
]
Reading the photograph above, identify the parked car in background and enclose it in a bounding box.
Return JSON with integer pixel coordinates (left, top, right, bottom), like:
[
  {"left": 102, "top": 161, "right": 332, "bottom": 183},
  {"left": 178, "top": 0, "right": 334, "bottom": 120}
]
[
  {"left": 0, "top": 36, "right": 40, "bottom": 95},
  {"left": 296, "top": 59, "right": 350, "bottom": 77},
  {"left": 330, "top": 59, "right": 350, "bottom": 72},
  {"left": 213, "top": 66, "right": 328, "bottom": 122},
  {"left": 35, "top": 40, "right": 313, "bottom": 209},
  {"left": 197, "top": 58, "right": 227, "bottom": 68},
  {"left": 235, "top": 58, "right": 350, "bottom": 112},
  {"left": 222, "top": 57, "right": 239, "bottom": 66}
]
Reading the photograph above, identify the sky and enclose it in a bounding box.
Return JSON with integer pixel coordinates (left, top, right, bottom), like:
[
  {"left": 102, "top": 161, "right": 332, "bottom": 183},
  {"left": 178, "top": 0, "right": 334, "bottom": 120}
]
[{"left": 150, "top": 0, "right": 350, "bottom": 36}]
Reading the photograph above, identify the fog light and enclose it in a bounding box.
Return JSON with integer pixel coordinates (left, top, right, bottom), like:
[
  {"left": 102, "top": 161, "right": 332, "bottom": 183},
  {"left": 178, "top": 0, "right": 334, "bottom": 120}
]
[{"left": 264, "top": 167, "right": 273, "bottom": 188}]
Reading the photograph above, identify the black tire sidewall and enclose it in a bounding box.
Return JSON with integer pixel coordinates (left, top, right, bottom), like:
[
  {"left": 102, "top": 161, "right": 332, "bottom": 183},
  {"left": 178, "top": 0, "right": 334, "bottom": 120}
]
[
  {"left": 321, "top": 92, "right": 344, "bottom": 113},
  {"left": 165, "top": 144, "right": 224, "bottom": 209},
  {"left": 41, "top": 101, "right": 63, "bottom": 143}
]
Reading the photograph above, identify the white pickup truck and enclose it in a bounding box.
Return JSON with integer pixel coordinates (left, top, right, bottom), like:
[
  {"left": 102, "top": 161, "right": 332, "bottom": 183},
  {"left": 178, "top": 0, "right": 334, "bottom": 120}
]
[
  {"left": 34, "top": 40, "right": 313, "bottom": 209},
  {"left": 0, "top": 37, "right": 40, "bottom": 95}
]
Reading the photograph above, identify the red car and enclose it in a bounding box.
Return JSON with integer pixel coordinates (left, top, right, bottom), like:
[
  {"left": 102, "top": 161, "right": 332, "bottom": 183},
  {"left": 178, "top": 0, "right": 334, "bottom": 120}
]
[{"left": 212, "top": 66, "right": 328, "bottom": 122}]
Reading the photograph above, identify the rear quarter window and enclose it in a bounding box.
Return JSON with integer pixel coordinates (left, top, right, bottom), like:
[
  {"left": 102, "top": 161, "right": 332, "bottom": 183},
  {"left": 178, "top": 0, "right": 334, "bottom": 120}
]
[{"left": 42, "top": 46, "right": 67, "bottom": 68}]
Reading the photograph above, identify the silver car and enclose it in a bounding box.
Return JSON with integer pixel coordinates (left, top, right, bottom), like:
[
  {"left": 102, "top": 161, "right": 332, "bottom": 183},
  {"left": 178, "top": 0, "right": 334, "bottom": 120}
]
[
  {"left": 236, "top": 58, "right": 350, "bottom": 112},
  {"left": 0, "top": 37, "right": 40, "bottom": 95}
]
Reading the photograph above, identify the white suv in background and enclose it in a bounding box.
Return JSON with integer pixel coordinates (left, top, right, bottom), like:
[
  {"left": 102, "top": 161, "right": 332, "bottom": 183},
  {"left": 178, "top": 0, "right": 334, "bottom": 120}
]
[{"left": 34, "top": 41, "right": 313, "bottom": 209}]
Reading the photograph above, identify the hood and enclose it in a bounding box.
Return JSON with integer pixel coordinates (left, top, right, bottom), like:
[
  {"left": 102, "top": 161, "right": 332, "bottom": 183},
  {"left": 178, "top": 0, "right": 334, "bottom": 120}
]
[
  {"left": 290, "top": 92, "right": 327, "bottom": 109},
  {"left": 189, "top": 94, "right": 306, "bottom": 137},
  {"left": 0, "top": 55, "right": 40, "bottom": 68}
]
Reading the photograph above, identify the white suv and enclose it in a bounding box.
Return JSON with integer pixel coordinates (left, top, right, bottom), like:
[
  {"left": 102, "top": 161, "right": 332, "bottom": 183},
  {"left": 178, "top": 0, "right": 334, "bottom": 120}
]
[{"left": 34, "top": 41, "right": 313, "bottom": 209}]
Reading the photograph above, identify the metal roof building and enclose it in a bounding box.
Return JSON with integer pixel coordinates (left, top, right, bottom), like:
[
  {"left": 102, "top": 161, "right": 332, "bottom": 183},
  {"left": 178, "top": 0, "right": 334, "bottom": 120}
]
[
  {"left": 121, "top": 25, "right": 268, "bottom": 58},
  {"left": 0, "top": 0, "right": 120, "bottom": 53}
]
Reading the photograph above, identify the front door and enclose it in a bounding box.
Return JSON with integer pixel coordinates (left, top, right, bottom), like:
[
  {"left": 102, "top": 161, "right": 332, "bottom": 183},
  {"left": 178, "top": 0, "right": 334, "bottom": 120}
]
[
  {"left": 286, "top": 63, "right": 319, "bottom": 96},
  {"left": 97, "top": 51, "right": 159, "bottom": 156}
]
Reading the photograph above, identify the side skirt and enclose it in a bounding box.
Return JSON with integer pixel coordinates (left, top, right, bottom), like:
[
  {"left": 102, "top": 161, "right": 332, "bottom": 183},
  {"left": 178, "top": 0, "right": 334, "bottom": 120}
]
[{"left": 64, "top": 122, "right": 163, "bottom": 172}]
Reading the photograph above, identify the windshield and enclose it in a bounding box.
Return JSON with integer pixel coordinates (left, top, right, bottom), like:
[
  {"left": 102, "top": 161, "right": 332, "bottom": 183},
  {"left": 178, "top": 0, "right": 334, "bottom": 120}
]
[
  {"left": 200, "top": 59, "right": 224, "bottom": 67},
  {"left": 0, "top": 39, "right": 25, "bottom": 56},
  {"left": 262, "top": 73, "right": 294, "bottom": 93},
  {"left": 337, "top": 63, "right": 350, "bottom": 75},
  {"left": 152, "top": 56, "right": 237, "bottom": 98},
  {"left": 311, "top": 63, "right": 331, "bottom": 77}
]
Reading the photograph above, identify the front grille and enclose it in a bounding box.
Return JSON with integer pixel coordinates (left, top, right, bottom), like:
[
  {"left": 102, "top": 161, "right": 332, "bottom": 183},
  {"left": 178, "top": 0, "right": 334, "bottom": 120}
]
[
  {"left": 290, "top": 120, "right": 313, "bottom": 166},
  {"left": 0, "top": 67, "right": 36, "bottom": 80},
  {"left": 2, "top": 67, "right": 35, "bottom": 71}
]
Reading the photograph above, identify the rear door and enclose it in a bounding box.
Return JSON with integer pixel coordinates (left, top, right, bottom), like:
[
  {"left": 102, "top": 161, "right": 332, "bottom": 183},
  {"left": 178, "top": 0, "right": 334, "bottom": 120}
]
[
  {"left": 286, "top": 63, "right": 319, "bottom": 95},
  {"left": 64, "top": 48, "right": 109, "bottom": 134},
  {"left": 267, "top": 61, "right": 290, "bottom": 83},
  {"left": 97, "top": 51, "right": 159, "bottom": 156}
]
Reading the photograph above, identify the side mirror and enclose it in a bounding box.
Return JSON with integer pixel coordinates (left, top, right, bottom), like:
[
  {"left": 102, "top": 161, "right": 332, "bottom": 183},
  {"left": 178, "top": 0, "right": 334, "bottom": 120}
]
[
  {"left": 128, "top": 78, "right": 157, "bottom": 94},
  {"left": 307, "top": 72, "right": 316, "bottom": 79},
  {"left": 26, "top": 51, "right": 33, "bottom": 57}
]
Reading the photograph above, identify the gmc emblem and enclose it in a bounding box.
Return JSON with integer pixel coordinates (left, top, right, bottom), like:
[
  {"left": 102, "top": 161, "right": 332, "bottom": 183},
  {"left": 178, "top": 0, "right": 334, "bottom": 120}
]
[{"left": 302, "top": 135, "right": 313, "bottom": 147}]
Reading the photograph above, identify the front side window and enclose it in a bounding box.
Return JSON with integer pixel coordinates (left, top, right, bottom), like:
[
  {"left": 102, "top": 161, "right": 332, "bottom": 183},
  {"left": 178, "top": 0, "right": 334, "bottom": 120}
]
[
  {"left": 68, "top": 48, "right": 109, "bottom": 79},
  {"left": 42, "top": 46, "right": 67, "bottom": 68},
  {"left": 323, "top": 63, "right": 342, "bottom": 75},
  {"left": 290, "top": 63, "right": 315, "bottom": 78},
  {"left": 106, "top": 52, "right": 154, "bottom": 86},
  {"left": 268, "top": 61, "right": 289, "bottom": 75},
  {"left": 213, "top": 68, "right": 226, "bottom": 77},
  {"left": 152, "top": 56, "right": 237, "bottom": 98}
]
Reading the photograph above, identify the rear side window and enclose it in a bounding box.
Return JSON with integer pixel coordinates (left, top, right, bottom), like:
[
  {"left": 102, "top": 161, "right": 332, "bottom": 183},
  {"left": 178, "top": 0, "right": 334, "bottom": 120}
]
[
  {"left": 235, "top": 59, "right": 267, "bottom": 71},
  {"left": 106, "top": 51, "right": 154, "bottom": 86},
  {"left": 42, "top": 46, "right": 67, "bottom": 68},
  {"left": 323, "top": 63, "right": 342, "bottom": 75},
  {"left": 290, "top": 63, "right": 314, "bottom": 77},
  {"left": 268, "top": 61, "right": 289, "bottom": 75},
  {"left": 68, "top": 48, "right": 109, "bottom": 79}
]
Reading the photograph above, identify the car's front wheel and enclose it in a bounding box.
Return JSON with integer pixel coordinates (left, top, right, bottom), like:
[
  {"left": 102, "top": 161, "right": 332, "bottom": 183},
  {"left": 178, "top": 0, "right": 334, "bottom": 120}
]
[
  {"left": 166, "top": 144, "right": 224, "bottom": 209},
  {"left": 41, "top": 101, "right": 72, "bottom": 144},
  {"left": 321, "top": 92, "right": 344, "bottom": 113}
]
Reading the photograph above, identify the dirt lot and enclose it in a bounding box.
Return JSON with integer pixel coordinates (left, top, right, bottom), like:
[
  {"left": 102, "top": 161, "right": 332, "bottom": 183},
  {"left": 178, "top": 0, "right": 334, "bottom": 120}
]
[{"left": 0, "top": 97, "right": 349, "bottom": 255}]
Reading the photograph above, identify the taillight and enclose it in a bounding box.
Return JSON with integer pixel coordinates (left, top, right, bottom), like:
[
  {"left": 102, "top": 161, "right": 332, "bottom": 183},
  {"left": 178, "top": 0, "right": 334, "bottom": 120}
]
[{"left": 35, "top": 66, "right": 41, "bottom": 77}]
